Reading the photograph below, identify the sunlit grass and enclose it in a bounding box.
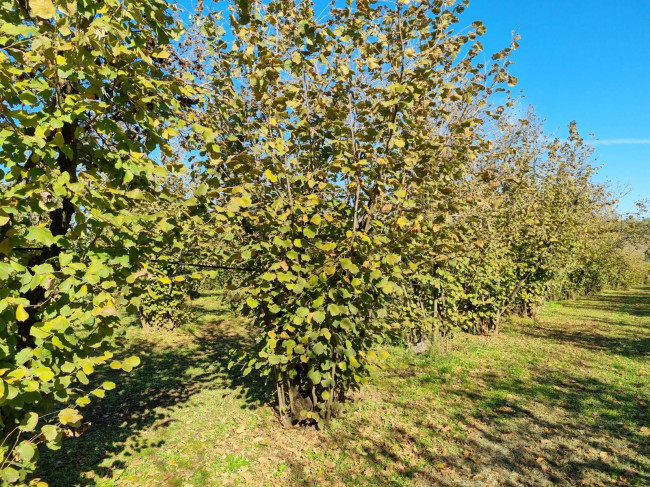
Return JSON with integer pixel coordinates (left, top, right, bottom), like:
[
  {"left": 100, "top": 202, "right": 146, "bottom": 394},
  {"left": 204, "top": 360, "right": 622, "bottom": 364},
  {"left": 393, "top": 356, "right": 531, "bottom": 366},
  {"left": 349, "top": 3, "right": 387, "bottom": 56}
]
[{"left": 38, "top": 287, "right": 650, "bottom": 486}]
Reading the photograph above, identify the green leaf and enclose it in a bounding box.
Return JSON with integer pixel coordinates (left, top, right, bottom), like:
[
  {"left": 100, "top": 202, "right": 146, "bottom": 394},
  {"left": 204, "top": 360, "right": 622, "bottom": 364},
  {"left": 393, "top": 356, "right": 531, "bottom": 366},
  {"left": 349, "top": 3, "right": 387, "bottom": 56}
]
[
  {"left": 15, "top": 348, "right": 32, "bottom": 365},
  {"left": 26, "top": 227, "right": 56, "bottom": 246},
  {"left": 2, "top": 467, "right": 19, "bottom": 483},
  {"left": 19, "top": 412, "right": 38, "bottom": 432},
  {"left": 15, "top": 441, "right": 36, "bottom": 462},
  {"left": 102, "top": 381, "right": 116, "bottom": 391},
  {"left": 308, "top": 369, "right": 321, "bottom": 384},
  {"left": 262, "top": 272, "right": 276, "bottom": 281},
  {"left": 296, "top": 307, "right": 309, "bottom": 318},
  {"left": 340, "top": 258, "right": 359, "bottom": 274},
  {"left": 327, "top": 303, "right": 341, "bottom": 316},
  {"left": 312, "top": 310, "right": 326, "bottom": 324},
  {"left": 19, "top": 91, "right": 38, "bottom": 106}
]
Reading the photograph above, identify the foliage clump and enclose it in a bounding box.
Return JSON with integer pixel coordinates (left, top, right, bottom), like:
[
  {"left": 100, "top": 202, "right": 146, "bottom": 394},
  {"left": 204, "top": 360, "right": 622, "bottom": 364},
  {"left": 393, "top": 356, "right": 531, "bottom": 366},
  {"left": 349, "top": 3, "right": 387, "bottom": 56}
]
[
  {"left": 0, "top": 0, "right": 205, "bottom": 482},
  {"left": 137, "top": 276, "right": 198, "bottom": 329},
  {"left": 189, "top": 0, "right": 522, "bottom": 424}
]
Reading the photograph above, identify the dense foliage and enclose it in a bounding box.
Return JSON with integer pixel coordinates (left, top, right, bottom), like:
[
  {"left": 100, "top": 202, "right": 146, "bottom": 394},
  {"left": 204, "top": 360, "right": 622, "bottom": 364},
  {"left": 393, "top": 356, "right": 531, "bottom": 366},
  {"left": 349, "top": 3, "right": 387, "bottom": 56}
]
[
  {"left": 0, "top": 0, "right": 646, "bottom": 483},
  {"left": 192, "top": 0, "right": 519, "bottom": 424},
  {"left": 0, "top": 0, "right": 204, "bottom": 483}
]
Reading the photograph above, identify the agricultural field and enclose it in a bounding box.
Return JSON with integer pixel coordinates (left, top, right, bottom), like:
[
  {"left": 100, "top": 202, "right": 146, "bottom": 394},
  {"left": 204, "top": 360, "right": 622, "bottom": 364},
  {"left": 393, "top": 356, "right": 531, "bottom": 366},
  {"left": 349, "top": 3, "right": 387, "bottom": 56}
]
[
  {"left": 2, "top": 0, "right": 649, "bottom": 485},
  {"left": 37, "top": 286, "right": 650, "bottom": 486}
]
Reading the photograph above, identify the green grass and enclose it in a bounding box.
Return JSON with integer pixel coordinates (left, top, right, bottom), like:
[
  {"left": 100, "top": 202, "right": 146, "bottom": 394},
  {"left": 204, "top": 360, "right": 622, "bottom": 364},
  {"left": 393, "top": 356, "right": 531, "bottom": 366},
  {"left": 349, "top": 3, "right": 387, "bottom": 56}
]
[{"left": 37, "top": 287, "right": 650, "bottom": 486}]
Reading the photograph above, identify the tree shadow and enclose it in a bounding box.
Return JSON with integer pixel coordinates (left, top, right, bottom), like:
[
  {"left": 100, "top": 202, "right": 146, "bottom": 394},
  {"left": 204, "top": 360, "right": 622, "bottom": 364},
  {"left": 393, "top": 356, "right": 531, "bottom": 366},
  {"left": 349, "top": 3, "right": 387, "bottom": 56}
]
[
  {"left": 34, "top": 287, "right": 650, "bottom": 486},
  {"left": 315, "top": 288, "right": 650, "bottom": 486},
  {"left": 35, "top": 311, "right": 270, "bottom": 486},
  {"left": 521, "top": 324, "right": 650, "bottom": 358},
  {"left": 561, "top": 286, "right": 650, "bottom": 319},
  {"left": 325, "top": 365, "right": 650, "bottom": 486},
  {"left": 519, "top": 287, "right": 650, "bottom": 359}
]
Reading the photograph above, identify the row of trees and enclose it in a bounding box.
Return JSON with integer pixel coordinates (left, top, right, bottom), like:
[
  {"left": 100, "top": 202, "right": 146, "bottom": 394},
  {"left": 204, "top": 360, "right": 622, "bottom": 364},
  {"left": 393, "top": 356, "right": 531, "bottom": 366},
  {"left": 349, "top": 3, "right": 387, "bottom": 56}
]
[{"left": 0, "top": 0, "right": 647, "bottom": 484}]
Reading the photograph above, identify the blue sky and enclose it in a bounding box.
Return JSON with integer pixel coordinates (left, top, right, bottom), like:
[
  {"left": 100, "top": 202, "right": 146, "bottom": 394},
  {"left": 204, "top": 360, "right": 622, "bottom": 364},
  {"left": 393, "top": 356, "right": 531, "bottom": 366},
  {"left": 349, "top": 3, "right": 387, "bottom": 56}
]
[{"left": 462, "top": 0, "right": 650, "bottom": 214}]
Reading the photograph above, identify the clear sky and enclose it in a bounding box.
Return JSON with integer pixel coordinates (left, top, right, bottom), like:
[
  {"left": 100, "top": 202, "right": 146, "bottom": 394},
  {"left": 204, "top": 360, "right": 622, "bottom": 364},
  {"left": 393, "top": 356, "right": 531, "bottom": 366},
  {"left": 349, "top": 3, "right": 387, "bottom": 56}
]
[{"left": 460, "top": 0, "right": 650, "bottom": 214}]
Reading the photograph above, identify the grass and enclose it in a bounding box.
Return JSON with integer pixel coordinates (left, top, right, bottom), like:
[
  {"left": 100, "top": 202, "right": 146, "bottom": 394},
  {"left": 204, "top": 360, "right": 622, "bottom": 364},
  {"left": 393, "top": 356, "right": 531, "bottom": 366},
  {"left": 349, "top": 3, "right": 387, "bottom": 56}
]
[{"left": 36, "top": 287, "right": 650, "bottom": 486}]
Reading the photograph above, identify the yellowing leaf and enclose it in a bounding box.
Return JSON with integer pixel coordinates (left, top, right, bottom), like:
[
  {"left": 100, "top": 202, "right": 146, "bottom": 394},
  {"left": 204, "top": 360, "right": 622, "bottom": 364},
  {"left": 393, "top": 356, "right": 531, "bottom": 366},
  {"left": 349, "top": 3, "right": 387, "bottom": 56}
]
[
  {"left": 58, "top": 408, "right": 82, "bottom": 426},
  {"left": 0, "top": 238, "right": 12, "bottom": 255},
  {"left": 121, "top": 355, "right": 141, "bottom": 372},
  {"left": 41, "top": 424, "right": 59, "bottom": 442},
  {"left": 34, "top": 366, "right": 54, "bottom": 382},
  {"left": 16, "top": 305, "right": 29, "bottom": 322},
  {"left": 152, "top": 49, "right": 171, "bottom": 59},
  {"left": 60, "top": 0, "right": 76, "bottom": 15},
  {"left": 29, "top": 0, "right": 56, "bottom": 19}
]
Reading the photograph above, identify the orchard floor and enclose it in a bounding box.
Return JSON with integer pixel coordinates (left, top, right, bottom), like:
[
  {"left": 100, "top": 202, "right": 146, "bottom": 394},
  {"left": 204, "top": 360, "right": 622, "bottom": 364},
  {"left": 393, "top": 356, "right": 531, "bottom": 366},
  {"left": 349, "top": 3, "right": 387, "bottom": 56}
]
[{"left": 37, "top": 287, "right": 650, "bottom": 487}]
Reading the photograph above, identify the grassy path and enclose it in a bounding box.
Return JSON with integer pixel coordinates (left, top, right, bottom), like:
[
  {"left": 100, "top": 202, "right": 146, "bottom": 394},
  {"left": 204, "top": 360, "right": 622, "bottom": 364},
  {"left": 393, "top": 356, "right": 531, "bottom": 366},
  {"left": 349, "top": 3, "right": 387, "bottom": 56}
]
[{"left": 38, "top": 287, "right": 650, "bottom": 486}]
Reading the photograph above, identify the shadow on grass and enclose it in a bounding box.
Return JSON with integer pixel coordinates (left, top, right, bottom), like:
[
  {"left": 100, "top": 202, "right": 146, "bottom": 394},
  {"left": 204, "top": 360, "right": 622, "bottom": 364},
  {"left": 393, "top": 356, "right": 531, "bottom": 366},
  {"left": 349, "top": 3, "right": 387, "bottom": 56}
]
[
  {"left": 36, "top": 306, "right": 269, "bottom": 486},
  {"left": 522, "top": 324, "right": 650, "bottom": 358},
  {"left": 326, "top": 366, "right": 650, "bottom": 486},
  {"left": 565, "top": 286, "right": 650, "bottom": 319},
  {"left": 522, "top": 287, "right": 650, "bottom": 359},
  {"left": 35, "top": 287, "right": 650, "bottom": 486},
  {"left": 319, "top": 288, "right": 650, "bottom": 486}
]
